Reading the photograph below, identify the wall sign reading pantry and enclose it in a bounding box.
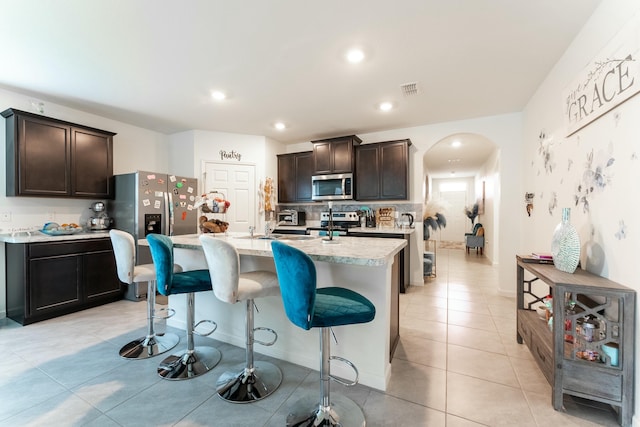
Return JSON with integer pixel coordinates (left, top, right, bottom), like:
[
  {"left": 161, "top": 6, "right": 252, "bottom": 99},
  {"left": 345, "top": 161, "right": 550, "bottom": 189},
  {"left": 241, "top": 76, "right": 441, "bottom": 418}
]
[{"left": 219, "top": 150, "right": 242, "bottom": 161}]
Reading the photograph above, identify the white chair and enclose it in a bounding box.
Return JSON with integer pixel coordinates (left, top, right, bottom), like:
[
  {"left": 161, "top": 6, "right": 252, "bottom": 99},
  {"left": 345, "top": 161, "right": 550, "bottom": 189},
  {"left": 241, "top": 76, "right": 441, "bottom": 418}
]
[
  {"left": 109, "top": 229, "right": 180, "bottom": 359},
  {"left": 199, "top": 235, "right": 282, "bottom": 403}
]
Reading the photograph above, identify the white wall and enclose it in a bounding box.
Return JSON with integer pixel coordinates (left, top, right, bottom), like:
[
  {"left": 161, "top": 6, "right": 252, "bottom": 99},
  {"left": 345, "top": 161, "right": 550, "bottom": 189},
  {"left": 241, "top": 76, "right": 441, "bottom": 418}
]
[
  {"left": 476, "top": 148, "right": 500, "bottom": 263},
  {"left": 521, "top": 1, "right": 640, "bottom": 422},
  {"left": 167, "top": 130, "right": 285, "bottom": 232}
]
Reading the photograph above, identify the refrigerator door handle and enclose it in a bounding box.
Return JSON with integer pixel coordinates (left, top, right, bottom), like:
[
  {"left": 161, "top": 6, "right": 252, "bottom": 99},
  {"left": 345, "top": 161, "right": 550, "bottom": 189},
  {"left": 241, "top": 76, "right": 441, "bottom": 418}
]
[{"left": 165, "top": 191, "right": 174, "bottom": 236}]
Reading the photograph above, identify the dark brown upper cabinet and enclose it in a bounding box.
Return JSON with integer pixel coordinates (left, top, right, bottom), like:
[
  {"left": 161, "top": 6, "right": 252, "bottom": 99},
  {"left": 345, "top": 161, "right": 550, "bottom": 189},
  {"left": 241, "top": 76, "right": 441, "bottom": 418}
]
[
  {"left": 277, "top": 151, "right": 314, "bottom": 203},
  {"left": 311, "top": 135, "right": 361, "bottom": 175},
  {"left": 355, "top": 139, "right": 411, "bottom": 201},
  {"left": 2, "top": 108, "right": 116, "bottom": 199}
]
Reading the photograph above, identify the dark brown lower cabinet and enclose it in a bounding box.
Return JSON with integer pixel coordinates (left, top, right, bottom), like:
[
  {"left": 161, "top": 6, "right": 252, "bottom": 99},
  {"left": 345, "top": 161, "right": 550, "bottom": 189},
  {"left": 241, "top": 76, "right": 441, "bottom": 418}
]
[
  {"left": 348, "top": 231, "right": 410, "bottom": 293},
  {"left": 6, "top": 238, "right": 123, "bottom": 325}
]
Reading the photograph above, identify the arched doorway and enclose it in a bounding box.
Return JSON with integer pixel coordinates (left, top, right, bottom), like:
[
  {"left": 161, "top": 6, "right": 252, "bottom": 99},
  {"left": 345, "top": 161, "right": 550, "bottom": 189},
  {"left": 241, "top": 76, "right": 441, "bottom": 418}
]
[{"left": 422, "top": 133, "right": 499, "bottom": 260}]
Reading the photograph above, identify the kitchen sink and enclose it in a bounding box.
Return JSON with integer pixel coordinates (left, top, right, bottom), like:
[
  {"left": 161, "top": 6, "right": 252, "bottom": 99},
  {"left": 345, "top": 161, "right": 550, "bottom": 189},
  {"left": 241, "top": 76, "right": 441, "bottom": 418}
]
[
  {"left": 234, "top": 234, "right": 317, "bottom": 241},
  {"left": 276, "top": 235, "right": 318, "bottom": 241}
]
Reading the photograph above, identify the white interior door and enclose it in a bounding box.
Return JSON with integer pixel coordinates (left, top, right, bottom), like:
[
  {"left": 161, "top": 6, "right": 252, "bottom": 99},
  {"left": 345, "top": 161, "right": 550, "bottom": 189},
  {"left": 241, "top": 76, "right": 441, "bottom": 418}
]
[
  {"left": 438, "top": 190, "right": 468, "bottom": 242},
  {"left": 203, "top": 162, "right": 256, "bottom": 233}
]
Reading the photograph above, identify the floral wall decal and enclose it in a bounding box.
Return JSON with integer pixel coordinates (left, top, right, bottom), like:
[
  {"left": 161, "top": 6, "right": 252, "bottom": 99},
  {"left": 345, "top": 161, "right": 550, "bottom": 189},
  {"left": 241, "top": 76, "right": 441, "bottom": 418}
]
[
  {"left": 615, "top": 220, "right": 627, "bottom": 240},
  {"left": 538, "top": 135, "right": 556, "bottom": 174},
  {"left": 574, "top": 148, "right": 615, "bottom": 213},
  {"left": 548, "top": 192, "right": 557, "bottom": 215}
]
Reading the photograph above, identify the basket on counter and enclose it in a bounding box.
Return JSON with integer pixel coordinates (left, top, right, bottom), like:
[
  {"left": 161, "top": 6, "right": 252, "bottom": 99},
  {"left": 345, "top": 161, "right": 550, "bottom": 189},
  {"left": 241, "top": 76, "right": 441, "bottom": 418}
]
[{"left": 195, "top": 191, "right": 231, "bottom": 214}]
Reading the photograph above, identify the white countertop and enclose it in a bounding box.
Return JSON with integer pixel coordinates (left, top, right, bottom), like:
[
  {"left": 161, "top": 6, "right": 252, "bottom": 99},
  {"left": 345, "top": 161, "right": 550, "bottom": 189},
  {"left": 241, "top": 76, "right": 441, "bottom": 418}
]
[
  {"left": 0, "top": 230, "right": 110, "bottom": 243},
  {"left": 143, "top": 232, "right": 407, "bottom": 267}
]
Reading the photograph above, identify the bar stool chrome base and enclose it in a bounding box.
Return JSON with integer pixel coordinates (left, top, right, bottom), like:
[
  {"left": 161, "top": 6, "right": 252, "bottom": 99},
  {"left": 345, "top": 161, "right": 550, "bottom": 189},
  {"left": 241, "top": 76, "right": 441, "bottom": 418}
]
[
  {"left": 157, "top": 346, "right": 221, "bottom": 380},
  {"left": 119, "top": 333, "right": 179, "bottom": 359},
  {"left": 216, "top": 361, "right": 282, "bottom": 403},
  {"left": 117, "top": 276, "right": 179, "bottom": 360},
  {"left": 285, "top": 394, "right": 365, "bottom": 427}
]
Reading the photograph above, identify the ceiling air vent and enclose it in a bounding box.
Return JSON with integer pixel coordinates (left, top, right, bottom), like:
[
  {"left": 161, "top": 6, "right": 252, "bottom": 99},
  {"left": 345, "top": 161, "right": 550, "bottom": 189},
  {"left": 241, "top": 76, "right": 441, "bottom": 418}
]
[{"left": 400, "top": 82, "right": 419, "bottom": 97}]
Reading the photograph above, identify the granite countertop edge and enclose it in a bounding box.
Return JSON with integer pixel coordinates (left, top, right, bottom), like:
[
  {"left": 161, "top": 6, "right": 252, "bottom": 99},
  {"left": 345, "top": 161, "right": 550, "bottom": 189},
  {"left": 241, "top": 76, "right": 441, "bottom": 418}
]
[
  {"left": 0, "top": 231, "right": 110, "bottom": 244},
  {"left": 145, "top": 234, "right": 407, "bottom": 267}
]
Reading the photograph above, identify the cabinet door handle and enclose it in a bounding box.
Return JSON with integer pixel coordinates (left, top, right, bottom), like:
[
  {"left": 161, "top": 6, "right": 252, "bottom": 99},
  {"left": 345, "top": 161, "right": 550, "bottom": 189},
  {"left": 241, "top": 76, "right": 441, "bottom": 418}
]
[{"left": 537, "top": 347, "right": 546, "bottom": 362}]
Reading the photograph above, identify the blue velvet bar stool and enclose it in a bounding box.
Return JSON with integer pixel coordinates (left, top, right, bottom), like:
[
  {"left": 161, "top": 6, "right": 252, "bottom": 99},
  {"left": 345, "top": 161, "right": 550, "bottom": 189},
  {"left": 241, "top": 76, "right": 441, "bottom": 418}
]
[
  {"left": 271, "top": 241, "right": 376, "bottom": 427},
  {"left": 199, "top": 235, "right": 282, "bottom": 403},
  {"left": 147, "top": 233, "right": 221, "bottom": 380},
  {"left": 109, "top": 229, "right": 180, "bottom": 359}
]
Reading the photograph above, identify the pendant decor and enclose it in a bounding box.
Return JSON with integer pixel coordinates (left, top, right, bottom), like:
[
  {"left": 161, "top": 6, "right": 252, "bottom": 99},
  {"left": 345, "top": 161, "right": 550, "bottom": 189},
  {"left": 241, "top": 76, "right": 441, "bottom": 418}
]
[{"left": 551, "top": 208, "right": 581, "bottom": 273}]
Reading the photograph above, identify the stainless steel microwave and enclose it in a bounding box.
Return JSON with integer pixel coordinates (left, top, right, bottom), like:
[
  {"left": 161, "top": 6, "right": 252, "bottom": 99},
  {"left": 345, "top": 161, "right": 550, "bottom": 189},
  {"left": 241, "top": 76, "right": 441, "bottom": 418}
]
[{"left": 311, "top": 173, "right": 353, "bottom": 201}]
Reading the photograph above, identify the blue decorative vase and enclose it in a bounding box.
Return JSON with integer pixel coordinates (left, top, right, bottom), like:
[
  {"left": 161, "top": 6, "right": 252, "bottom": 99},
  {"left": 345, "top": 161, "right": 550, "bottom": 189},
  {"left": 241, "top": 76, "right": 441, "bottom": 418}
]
[{"left": 551, "top": 208, "right": 580, "bottom": 273}]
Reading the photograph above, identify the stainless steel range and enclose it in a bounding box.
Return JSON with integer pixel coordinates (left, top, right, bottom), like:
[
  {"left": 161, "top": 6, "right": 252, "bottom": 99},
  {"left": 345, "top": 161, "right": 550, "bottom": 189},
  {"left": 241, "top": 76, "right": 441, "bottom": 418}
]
[{"left": 319, "top": 211, "right": 360, "bottom": 229}]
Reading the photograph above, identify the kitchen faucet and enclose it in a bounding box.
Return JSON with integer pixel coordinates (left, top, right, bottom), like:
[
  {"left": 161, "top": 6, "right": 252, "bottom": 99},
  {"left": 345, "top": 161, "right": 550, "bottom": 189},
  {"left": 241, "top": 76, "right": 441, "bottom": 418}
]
[{"left": 265, "top": 220, "right": 287, "bottom": 238}]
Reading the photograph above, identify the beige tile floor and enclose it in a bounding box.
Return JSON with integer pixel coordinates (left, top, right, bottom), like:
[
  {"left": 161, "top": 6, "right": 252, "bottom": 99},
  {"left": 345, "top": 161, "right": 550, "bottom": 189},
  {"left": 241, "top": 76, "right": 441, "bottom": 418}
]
[{"left": 0, "top": 247, "right": 622, "bottom": 426}]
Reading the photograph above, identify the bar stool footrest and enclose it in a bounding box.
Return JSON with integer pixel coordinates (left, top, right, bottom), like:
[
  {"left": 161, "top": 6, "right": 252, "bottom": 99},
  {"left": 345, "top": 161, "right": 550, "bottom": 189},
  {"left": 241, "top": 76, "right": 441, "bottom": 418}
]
[
  {"left": 328, "top": 355, "right": 359, "bottom": 387},
  {"left": 154, "top": 307, "right": 175, "bottom": 321},
  {"left": 193, "top": 319, "right": 217, "bottom": 337},
  {"left": 253, "top": 327, "right": 277, "bottom": 346}
]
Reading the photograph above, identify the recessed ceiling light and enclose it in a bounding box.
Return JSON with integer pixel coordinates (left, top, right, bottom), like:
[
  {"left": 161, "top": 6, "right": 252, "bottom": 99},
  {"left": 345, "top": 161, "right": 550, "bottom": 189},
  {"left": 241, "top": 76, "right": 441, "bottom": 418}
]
[
  {"left": 451, "top": 140, "right": 461, "bottom": 148},
  {"left": 274, "top": 122, "right": 286, "bottom": 131},
  {"left": 346, "top": 48, "right": 365, "bottom": 64},
  {"left": 378, "top": 102, "right": 393, "bottom": 112},
  {"left": 211, "top": 91, "right": 226, "bottom": 101}
]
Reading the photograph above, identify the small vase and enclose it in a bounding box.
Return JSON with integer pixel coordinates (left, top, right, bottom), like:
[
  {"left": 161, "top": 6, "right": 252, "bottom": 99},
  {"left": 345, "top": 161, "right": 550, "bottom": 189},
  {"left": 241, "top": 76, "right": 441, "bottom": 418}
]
[{"left": 551, "top": 208, "right": 581, "bottom": 273}]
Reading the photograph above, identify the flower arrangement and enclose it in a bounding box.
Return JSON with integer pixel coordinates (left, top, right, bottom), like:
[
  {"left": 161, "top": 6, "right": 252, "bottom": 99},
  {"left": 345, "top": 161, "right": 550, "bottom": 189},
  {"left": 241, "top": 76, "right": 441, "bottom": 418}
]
[
  {"left": 465, "top": 203, "right": 479, "bottom": 225},
  {"left": 195, "top": 191, "right": 231, "bottom": 213},
  {"left": 423, "top": 199, "right": 448, "bottom": 240}
]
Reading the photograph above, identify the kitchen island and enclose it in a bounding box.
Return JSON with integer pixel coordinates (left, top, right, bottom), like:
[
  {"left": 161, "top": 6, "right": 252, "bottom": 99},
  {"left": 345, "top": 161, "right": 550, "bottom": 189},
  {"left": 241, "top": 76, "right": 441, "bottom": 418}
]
[
  {"left": 142, "top": 232, "right": 406, "bottom": 391},
  {"left": 276, "top": 224, "right": 416, "bottom": 292}
]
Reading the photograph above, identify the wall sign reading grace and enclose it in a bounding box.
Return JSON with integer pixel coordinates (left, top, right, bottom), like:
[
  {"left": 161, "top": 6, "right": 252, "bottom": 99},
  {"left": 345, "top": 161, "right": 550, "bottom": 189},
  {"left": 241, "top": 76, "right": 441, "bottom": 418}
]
[
  {"left": 563, "top": 13, "right": 640, "bottom": 137},
  {"left": 219, "top": 150, "right": 242, "bottom": 161}
]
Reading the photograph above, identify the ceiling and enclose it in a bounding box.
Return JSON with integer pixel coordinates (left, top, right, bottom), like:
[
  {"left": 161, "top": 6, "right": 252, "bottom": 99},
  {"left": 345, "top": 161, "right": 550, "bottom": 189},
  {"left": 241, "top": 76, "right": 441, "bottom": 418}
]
[
  {"left": 0, "top": 1, "right": 600, "bottom": 148},
  {"left": 423, "top": 133, "right": 497, "bottom": 179}
]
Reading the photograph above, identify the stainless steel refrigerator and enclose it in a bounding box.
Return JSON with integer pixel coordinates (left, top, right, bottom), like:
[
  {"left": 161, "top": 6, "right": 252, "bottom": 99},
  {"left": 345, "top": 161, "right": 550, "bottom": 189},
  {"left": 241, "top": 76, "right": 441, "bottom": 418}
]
[{"left": 111, "top": 170, "right": 199, "bottom": 300}]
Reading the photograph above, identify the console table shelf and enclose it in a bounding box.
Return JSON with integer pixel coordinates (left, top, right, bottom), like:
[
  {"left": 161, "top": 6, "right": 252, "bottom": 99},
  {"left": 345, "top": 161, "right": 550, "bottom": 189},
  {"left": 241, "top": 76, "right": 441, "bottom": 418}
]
[{"left": 516, "top": 255, "right": 635, "bottom": 426}]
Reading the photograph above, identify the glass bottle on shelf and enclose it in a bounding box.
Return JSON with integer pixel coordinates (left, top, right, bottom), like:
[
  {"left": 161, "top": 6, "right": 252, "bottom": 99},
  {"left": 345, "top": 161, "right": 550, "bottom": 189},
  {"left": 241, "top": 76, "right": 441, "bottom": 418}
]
[{"left": 564, "top": 300, "right": 576, "bottom": 343}]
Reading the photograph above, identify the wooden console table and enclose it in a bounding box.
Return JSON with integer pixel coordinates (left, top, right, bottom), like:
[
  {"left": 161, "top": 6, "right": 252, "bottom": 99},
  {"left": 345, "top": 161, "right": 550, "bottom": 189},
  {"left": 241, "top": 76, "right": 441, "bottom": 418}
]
[{"left": 516, "top": 255, "right": 635, "bottom": 426}]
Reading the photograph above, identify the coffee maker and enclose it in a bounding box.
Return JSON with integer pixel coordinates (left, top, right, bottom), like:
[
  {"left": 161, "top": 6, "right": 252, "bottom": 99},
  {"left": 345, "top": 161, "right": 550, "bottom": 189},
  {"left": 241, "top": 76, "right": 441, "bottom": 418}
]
[{"left": 87, "top": 201, "right": 114, "bottom": 231}]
